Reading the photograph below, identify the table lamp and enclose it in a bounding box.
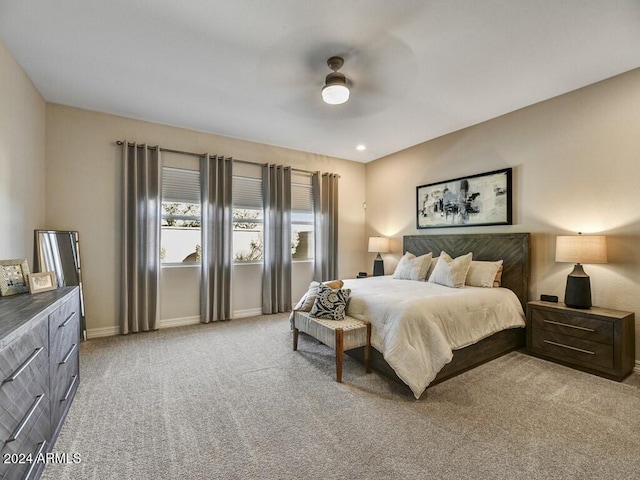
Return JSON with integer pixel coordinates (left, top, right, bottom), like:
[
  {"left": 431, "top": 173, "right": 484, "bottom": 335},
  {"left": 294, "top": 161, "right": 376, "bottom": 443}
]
[
  {"left": 368, "top": 237, "right": 389, "bottom": 276},
  {"left": 555, "top": 234, "right": 607, "bottom": 309}
]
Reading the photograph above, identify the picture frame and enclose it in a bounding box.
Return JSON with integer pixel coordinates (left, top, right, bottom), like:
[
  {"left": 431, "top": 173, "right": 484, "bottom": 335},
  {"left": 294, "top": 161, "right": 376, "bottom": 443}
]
[
  {"left": 0, "top": 259, "right": 31, "bottom": 296},
  {"left": 28, "top": 271, "right": 58, "bottom": 294},
  {"left": 417, "top": 168, "right": 512, "bottom": 229}
]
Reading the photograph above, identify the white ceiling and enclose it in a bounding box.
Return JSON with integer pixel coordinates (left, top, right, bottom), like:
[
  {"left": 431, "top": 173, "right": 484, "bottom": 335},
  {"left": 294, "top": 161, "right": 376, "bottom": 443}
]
[{"left": 2, "top": 1, "right": 640, "bottom": 163}]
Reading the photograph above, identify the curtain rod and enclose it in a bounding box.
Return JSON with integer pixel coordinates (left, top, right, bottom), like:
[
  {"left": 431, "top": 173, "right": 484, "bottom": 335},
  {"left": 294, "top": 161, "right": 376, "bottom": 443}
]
[{"left": 115, "top": 140, "right": 330, "bottom": 177}]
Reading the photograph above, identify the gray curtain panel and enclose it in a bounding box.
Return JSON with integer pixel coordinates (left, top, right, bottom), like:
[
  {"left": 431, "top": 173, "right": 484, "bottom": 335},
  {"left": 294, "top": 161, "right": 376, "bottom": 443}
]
[
  {"left": 262, "top": 164, "right": 292, "bottom": 314},
  {"left": 121, "top": 142, "right": 161, "bottom": 334},
  {"left": 200, "top": 154, "right": 233, "bottom": 323},
  {"left": 313, "top": 172, "right": 339, "bottom": 281}
]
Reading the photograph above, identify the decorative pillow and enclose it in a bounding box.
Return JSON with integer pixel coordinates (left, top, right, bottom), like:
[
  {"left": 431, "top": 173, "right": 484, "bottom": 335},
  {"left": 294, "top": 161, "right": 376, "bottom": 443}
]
[
  {"left": 392, "top": 252, "right": 432, "bottom": 281},
  {"left": 466, "top": 260, "right": 504, "bottom": 288},
  {"left": 289, "top": 279, "right": 345, "bottom": 325},
  {"left": 310, "top": 284, "right": 351, "bottom": 320},
  {"left": 493, "top": 264, "right": 504, "bottom": 288},
  {"left": 426, "top": 256, "right": 439, "bottom": 281},
  {"left": 298, "top": 279, "right": 344, "bottom": 311},
  {"left": 428, "top": 251, "right": 473, "bottom": 288}
]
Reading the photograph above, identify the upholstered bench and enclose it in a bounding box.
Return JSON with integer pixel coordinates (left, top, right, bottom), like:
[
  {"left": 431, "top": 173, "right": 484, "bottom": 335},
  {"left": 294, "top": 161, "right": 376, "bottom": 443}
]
[{"left": 293, "top": 311, "right": 371, "bottom": 382}]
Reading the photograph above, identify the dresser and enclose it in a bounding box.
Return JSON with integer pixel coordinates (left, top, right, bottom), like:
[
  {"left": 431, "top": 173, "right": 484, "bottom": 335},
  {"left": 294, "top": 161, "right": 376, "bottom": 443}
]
[
  {"left": 527, "top": 301, "right": 635, "bottom": 381},
  {"left": 0, "top": 287, "right": 80, "bottom": 480}
]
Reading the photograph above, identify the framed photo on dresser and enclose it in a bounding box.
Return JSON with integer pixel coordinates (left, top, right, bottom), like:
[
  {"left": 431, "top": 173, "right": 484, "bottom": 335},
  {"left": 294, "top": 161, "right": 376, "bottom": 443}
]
[{"left": 0, "top": 258, "right": 31, "bottom": 296}]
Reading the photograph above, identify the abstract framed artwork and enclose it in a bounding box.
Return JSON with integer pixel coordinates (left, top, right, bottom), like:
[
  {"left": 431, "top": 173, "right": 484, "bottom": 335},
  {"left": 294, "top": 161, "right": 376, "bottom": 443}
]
[
  {"left": 417, "top": 168, "right": 512, "bottom": 229},
  {"left": 0, "top": 258, "right": 31, "bottom": 296}
]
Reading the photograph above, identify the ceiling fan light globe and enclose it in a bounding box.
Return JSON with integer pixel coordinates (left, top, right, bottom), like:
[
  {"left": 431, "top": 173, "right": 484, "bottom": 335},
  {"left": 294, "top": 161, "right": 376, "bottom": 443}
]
[{"left": 322, "top": 84, "right": 350, "bottom": 105}]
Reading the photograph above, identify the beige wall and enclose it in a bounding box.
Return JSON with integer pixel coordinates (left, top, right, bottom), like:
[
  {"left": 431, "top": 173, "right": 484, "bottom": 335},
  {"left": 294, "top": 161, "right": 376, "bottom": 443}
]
[
  {"left": 366, "top": 68, "right": 640, "bottom": 361},
  {"left": 0, "top": 40, "right": 46, "bottom": 260},
  {"left": 45, "top": 104, "right": 366, "bottom": 335}
]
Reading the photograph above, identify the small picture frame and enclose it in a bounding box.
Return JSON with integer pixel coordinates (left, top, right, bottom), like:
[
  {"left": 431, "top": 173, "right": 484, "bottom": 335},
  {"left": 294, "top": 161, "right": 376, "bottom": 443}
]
[
  {"left": 0, "top": 259, "right": 31, "bottom": 296},
  {"left": 28, "top": 271, "right": 58, "bottom": 294}
]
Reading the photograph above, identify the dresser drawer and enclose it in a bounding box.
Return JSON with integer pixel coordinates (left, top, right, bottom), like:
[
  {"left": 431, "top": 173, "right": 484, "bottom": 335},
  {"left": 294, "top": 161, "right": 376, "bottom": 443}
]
[
  {"left": 0, "top": 363, "right": 49, "bottom": 446},
  {"left": 51, "top": 340, "right": 78, "bottom": 401},
  {"left": 0, "top": 407, "right": 50, "bottom": 480},
  {"left": 531, "top": 328, "right": 614, "bottom": 370},
  {"left": 49, "top": 295, "right": 80, "bottom": 347},
  {"left": 0, "top": 317, "right": 48, "bottom": 409},
  {"left": 51, "top": 371, "right": 78, "bottom": 433},
  {"left": 49, "top": 307, "right": 79, "bottom": 434},
  {"left": 531, "top": 308, "right": 613, "bottom": 344}
]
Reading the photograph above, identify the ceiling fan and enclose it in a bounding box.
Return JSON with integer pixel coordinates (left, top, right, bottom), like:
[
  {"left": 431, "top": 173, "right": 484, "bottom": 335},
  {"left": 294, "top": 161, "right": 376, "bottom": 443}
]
[{"left": 322, "top": 56, "right": 350, "bottom": 105}]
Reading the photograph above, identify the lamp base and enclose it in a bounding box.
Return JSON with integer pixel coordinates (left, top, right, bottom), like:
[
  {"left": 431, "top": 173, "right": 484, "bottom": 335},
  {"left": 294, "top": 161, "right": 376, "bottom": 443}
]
[
  {"left": 373, "top": 254, "right": 384, "bottom": 276},
  {"left": 564, "top": 263, "right": 591, "bottom": 309}
]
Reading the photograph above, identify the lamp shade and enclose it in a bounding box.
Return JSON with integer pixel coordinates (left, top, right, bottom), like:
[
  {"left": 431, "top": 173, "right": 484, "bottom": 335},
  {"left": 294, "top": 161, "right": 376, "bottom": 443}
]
[
  {"left": 555, "top": 235, "right": 607, "bottom": 264},
  {"left": 368, "top": 237, "right": 389, "bottom": 253}
]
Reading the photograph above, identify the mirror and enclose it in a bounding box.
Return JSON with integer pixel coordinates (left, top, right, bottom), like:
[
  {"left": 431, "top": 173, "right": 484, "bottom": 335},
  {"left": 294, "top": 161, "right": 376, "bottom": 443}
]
[{"left": 33, "top": 230, "right": 86, "bottom": 340}]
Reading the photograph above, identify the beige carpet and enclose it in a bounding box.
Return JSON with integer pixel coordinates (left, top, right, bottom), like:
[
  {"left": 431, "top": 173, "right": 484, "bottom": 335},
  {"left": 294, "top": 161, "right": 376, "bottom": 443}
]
[{"left": 42, "top": 313, "right": 640, "bottom": 480}]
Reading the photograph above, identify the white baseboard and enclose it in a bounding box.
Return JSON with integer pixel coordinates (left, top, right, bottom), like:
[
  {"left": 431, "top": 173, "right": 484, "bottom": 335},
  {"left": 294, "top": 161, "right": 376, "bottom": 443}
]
[
  {"left": 86, "top": 309, "right": 266, "bottom": 339},
  {"left": 87, "top": 326, "right": 119, "bottom": 339},
  {"left": 233, "top": 308, "right": 264, "bottom": 318},
  {"left": 635, "top": 360, "right": 640, "bottom": 374},
  {"left": 160, "top": 315, "right": 200, "bottom": 329}
]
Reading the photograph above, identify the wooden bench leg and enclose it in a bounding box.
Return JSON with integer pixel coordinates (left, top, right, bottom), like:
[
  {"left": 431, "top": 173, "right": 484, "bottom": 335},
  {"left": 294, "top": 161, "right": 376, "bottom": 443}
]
[
  {"left": 293, "top": 325, "right": 299, "bottom": 351},
  {"left": 335, "top": 328, "right": 344, "bottom": 383},
  {"left": 365, "top": 322, "right": 371, "bottom": 374}
]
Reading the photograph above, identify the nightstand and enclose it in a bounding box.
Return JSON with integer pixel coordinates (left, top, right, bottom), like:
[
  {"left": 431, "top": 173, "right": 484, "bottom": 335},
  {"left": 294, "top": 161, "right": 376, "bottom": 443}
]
[{"left": 526, "top": 301, "right": 635, "bottom": 381}]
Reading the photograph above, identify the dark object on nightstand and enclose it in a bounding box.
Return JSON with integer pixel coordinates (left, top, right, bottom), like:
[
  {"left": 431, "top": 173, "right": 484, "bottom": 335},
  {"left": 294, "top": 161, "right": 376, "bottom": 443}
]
[
  {"left": 555, "top": 234, "right": 607, "bottom": 309},
  {"left": 373, "top": 257, "right": 384, "bottom": 276},
  {"left": 527, "top": 301, "right": 635, "bottom": 381},
  {"left": 564, "top": 264, "right": 592, "bottom": 308},
  {"left": 540, "top": 294, "right": 558, "bottom": 303},
  {"left": 357, "top": 272, "right": 368, "bottom": 278},
  {"left": 368, "top": 237, "right": 389, "bottom": 277}
]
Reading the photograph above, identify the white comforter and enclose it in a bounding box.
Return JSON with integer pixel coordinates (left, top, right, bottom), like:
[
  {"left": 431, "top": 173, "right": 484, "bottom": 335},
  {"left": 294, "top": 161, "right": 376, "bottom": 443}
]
[{"left": 343, "top": 276, "right": 526, "bottom": 398}]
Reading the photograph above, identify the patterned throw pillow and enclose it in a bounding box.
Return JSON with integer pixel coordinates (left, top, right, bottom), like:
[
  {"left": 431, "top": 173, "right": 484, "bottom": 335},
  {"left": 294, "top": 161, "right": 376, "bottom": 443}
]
[{"left": 310, "top": 283, "right": 351, "bottom": 320}]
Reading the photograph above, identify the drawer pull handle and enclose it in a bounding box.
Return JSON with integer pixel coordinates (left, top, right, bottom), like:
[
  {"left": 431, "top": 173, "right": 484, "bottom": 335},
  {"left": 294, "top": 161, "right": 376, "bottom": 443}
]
[
  {"left": 543, "top": 340, "right": 595, "bottom": 355},
  {"left": 8, "top": 394, "right": 45, "bottom": 442},
  {"left": 61, "top": 375, "right": 79, "bottom": 402},
  {"left": 59, "top": 312, "right": 76, "bottom": 328},
  {"left": 60, "top": 343, "right": 78, "bottom": 365},
  {"left": 22, "top": 440, "right": 47, "bottom": 480},
  {"left": 3, "top": 347, "right": 44, "bottom": 384},
  {"left": 543, "top": 319, "right": 595, "bottom": 332}
]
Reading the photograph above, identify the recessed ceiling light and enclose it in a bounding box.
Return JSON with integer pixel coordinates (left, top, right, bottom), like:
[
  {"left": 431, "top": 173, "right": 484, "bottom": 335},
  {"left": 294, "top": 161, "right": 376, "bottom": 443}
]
[{"left": 356, "top": 144, "right": 366, "bottom": 151}]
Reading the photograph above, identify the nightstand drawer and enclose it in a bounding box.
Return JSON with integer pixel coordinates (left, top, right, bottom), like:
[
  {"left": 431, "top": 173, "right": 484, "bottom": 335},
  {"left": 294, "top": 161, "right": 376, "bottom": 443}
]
[
  {"left": 531, "top": 309, "right": 612, "bottom": 344},
  {"left": 531, "top": 329, "right": 613, "bottom": 370}
]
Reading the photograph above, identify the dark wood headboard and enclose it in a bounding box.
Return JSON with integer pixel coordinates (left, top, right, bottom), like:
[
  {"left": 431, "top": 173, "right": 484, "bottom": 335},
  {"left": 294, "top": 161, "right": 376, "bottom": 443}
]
[{"left": 403, "top": 233, "right": 530, "bottom": 309}]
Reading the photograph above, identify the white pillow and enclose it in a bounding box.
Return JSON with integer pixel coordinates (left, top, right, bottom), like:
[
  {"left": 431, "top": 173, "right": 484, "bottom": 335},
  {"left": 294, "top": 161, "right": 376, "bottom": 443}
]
[
  {"left": 426, "top": 256, "right": 438, "bottom": 281},
  {"left": 393, "top": 252, "right": 432, "bottom": 281},
  {"left": 466, "top": 260, "right": 504, "bottom": 288},
  {"left": 428, "top": 251, "right": 473, "bottom": 288}
]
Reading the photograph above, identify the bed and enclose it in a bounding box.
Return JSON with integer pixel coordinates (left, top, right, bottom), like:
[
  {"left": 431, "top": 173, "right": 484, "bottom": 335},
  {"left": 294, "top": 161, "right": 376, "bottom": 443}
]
[{"left": 345, "top": 232, "right": 530, "bottom": 398}]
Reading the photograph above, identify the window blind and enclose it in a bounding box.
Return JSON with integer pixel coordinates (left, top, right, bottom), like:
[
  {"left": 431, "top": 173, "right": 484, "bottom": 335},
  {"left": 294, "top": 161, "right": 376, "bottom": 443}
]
[
  {"left": 292, "top": 183, "right": 313, "bottom": 213},
  {"left": 162, "top": 167, "right": 200, "bottom": 204},
  {"left": 233, "top": 176, "right": 263, "bottom": 210}
]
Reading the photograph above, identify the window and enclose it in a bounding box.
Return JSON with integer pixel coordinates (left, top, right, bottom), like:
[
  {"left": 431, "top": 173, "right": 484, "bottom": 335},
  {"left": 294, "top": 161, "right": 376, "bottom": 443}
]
[
  {"left": 232, "top": 174, "right": 314, "bottom": 262},
  {"left": 291, "top": 179, "right": 314, "bottom": 260},
  {"left": 161, "top": 167, "right": 201, "bottom": 264},
  {"left": 233, "top": 176, "right": 263, "bottom": 262}
]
